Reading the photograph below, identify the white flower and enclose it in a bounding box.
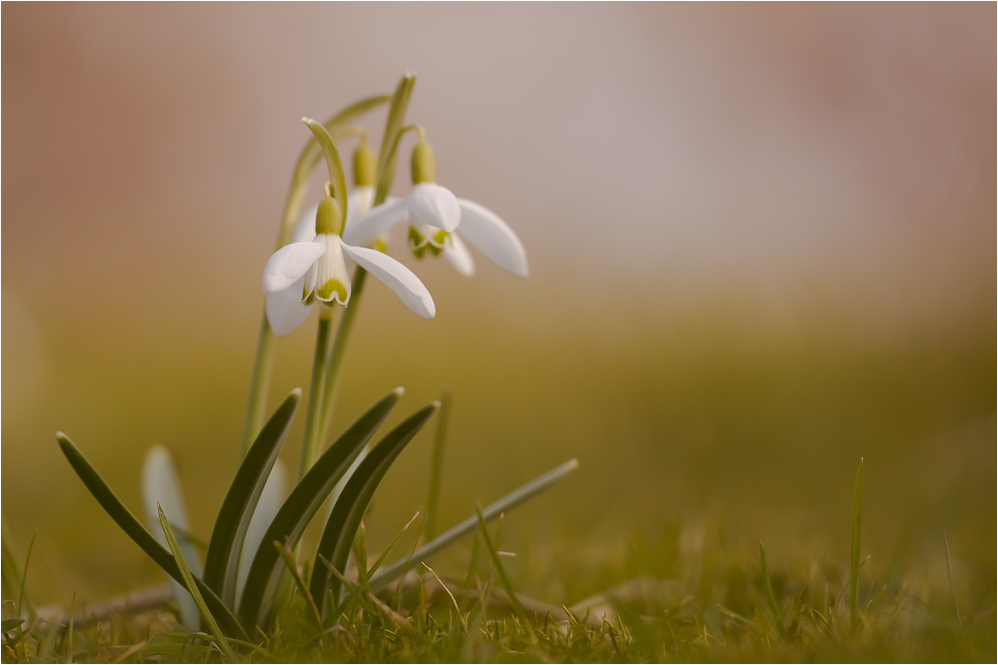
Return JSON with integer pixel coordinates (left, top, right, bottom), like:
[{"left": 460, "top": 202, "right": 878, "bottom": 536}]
[
  {"left": 343, "top": 187, "right": 529, "bottom": 279},
  {"left": 263, "top": 194, "right": 435, "bottom": 336}
]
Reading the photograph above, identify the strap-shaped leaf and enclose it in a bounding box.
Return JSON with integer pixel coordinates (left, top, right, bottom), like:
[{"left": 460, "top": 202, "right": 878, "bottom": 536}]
[
  {"left": 238, "top": 388, "right": 402, "bottom": 629},
  {"left": 55, "top": 433, "right": 248, "bottom": 641},
  {"left": 310, "top": 403, "right": 438, "bottom": 616},
  {"left": 203, "top": 389, "right": 300, "bottom": 606}
]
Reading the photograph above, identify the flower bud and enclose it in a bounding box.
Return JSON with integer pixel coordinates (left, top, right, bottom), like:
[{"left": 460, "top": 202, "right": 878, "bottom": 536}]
[
  {"left": 353, "top": 142, "right": 376, "bottom": 187},
  {"left": 315, "top": 195, "right": 344, "bottom": 236},
  {"left": 410, "top": 139, "right": 437, "bottom": 184}
]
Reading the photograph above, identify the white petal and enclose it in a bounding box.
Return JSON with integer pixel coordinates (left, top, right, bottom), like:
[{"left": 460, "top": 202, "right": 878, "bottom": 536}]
[
  {"left": 456, "top": 199, "right": 529, "bottom": 277},
  {"left": 407, "top": 184, "right": 461, "bottom": 233},
  {"left": 443, "top": 233, "right": 476, "bottom": 277},
  {"left": 262, "top": 241, "right": 325, "bottom": 293},
  {"left": 235, "top": 460, "right": 286, "bottom": 607},
  {"left": 141, "top": 446, "right": 201, "bottom": 631},
  {"left": 292, "top": 203, "right": 319, "bottom": 243},
  {"left": 313, "top": 235, "right": 352, "bottom": 305},
  {"left": 342, "top": 198, "right": 407, "bottom": 248},
  {"left": 345, "top": 186, "right": 376, "bottom": 227},
  {"left": 265, "top": 276, "right": 314, "bottom": 337},
  {"left": 341, "top": 243, "right": 436, "bottom": 319}
]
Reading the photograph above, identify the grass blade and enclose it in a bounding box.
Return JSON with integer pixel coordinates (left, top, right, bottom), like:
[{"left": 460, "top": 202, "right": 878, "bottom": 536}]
[
  {"left": 2, "top": 517, "right": 33, "bottom": 620},
  {"left": 274, "top": 541, "right": 323, "bottom": 628},
  {"left": 943, "top": 532, "right": 963, "bottom": 626},
  {"left": 849, "top": 457, "right": 863, "bottom": 629},
  {"left": 759, "top": 540, "right": 786, "bottom": 637},
  {"left": 203, "top": 389, "right": 300, "bottom": 607},
  {"left": 310, "top": 403, "right": 439, "bottom": 616},
  {"left": 238, "top": 388, "right": 402, "bottom": 630},
  {"left": 158, "top": 506, "right": 238, "bottom": 662},
  {"left": 425, "top": 390, "right": 451, "bottom": 541},
  {"left": 369, "top": 458, "right": 579, "bottom": 592},
  {"left": 367, "top": 512, "right": 421, "bottom": 581},
  {"left": 141, "top": 446, "right": 202, "bottom": 630},
  {"left": 55, "top": 433, "right": 247, "bottom": 641},
  {"left": 475, "top": 506, "right": 530, "bottom": 627}
]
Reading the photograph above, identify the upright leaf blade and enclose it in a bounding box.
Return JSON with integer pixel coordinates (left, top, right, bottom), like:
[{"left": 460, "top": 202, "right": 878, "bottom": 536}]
[
  {"left": 238, "top": 388, "right": 402, "bottom": 630},
  {"left": 141, "top": 446, "right": 202, "bottom": 630},
  {"left": 159, "top": 507, "right": 238, "bottom": 663},
  {"left": 55, "top": 433, "right": 248, "bottom": 641},
  {"left": 310, "top": 403, "right": 438, "bottom": 615},
  {"left": 203, "top": 389, "right": 300, "bottom": 606}
]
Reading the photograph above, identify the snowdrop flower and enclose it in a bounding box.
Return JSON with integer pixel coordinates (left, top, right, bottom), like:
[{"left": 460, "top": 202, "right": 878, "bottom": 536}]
[
  {"left": 263, "top": 187, "right": 434, "bottom": 336},
  {"left": 343, "top": 135, "right": 529, "bottom": 279}
]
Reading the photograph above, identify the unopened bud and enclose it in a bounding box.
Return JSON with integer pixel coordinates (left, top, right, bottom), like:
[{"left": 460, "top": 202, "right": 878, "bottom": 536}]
[{"left": 410, "top": 139, "right": 437, "bottom": 184}]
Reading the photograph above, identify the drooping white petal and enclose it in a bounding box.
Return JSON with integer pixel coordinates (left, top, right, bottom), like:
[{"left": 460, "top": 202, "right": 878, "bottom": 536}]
[
  {"left": 292, "top": 203, "right": 319, "bottom": 243},
  {"left": 235, "top": 460, "right": 285, "bottom": 607},
  {"left": 341, "top": 242, "right": 436, "bottom": 319},
  {"left": 342, "top": 198, "right": 408, "bottom": 248},
  {"left": 265, "top": 275, "right": 314, "bottom": 337},
  {"left": 313, "top": 234, "right": 351, "bottom": 305},
  {"left": 407, "top": 183, "right": 461, "bottom": 233},
  {"left": 141, "top": 446, "right": 201, "bottom": 631},
  {"left": 455, "top": 199, "right": 529, "bottom": 277},
  {"left": 443, "top": 232, "right": 476, "bottom": 277},
  {"left": 262, "top": 241, "right": 325, "bottom": 293}
]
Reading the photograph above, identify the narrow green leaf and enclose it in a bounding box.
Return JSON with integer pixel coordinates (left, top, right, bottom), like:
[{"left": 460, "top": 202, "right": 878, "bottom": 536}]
[
  {"left": 759, "top": 540, "right": 786, "bottom": 637},
  {"left": 238, "top": 388, "right": 402, "bottom": 629},
  {"left": 55, "top": 433, "right": 248, "bottom": 641},
  {"left": 475, "top": 505, "right": 531, "bottom": 628},
  {"left": 425, "top": 390, "right": 451, "bottom": 541},
  {"left": 1, "top": 618, "right": 24, "bottom": 632},
  {"left": 849, "top": 457, "right": 864, "bottom": 628},
  {"left": 369, "top": 458, "right": 579, "bottom": 592},
  {"left": 310, "top": 403, "right": 438, "bottom": 616},
  {"left": 274, "top": 540, "right": 322, "bottom": 628},
  {"left": 203, "top": 389, "right": 300, "bottom": 606},
  {"left": 159, "top": 506, "right": 238, "bottom": 663},
  {"left": 236, "top": 461, "right": 286, "bottom": 607},
  {"left": 141, "top": 445, "right": 202, "bottom": 631}
]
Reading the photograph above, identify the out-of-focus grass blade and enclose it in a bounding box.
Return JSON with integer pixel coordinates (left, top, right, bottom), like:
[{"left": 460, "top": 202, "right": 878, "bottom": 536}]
[
  {"left": 369, "top": 458, "right": 579, "bottom": 592},
  {"left": 1, "top": 516, "right": 33, "bottom": 620},
  {"left": 759, "top": 541, "right": 786, "bottom": 637},
  {"left": 1, "top": 618, "right": 24, "bottom": 632},
  {"left": 274, "top": 541, "right": 322, "bottom": 628},
  {"left": 236, "top": 461, "right": 286, "bottom": 607},
  {"left": 55, "top": 433, "right": 247, "bottom": 641},
  {"left": 159, "top": 506, "right": 238, "bottom": 663},
  {"left": 310, "top": 403, "right": 438, "bottom": 617},
  {"left": 943, "top": 532, "right": 963, "bottom": 626},
  {"left": 425, "top": 390, "right": 451, "bottom": 541},
  {"left": 141, "top": 445, "right": 202, "bottom": 631},
  {"left": 204, "top": 390, "right": 300, "bottom": 607},
  {"left": 475, "top": 506, "right": 530, "bottom": 628},
  {"left": 238, "top": 388, "right": 402, "bottom": 630},
  {"left": 849, "top": 457, "right": 863, "bottom": 629}
]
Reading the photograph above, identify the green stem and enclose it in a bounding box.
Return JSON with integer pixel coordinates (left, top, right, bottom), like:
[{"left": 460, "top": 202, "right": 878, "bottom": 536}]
[
  {"left": 317, "top": 268, "right": 368, "bottom": 445},
  {"left": 313, "top": 74, "right": 417, "bottom": 449},
  {"left": 239, "top": 95, "right": 391, "bottom": 458},
  {"left": 298, "top": 309, "right": 334, "bottom": 480}
]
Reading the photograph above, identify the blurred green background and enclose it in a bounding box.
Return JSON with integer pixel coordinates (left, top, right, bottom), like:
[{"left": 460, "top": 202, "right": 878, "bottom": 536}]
[{"left": 2, "top": 3, "right": 994, "bottom": 610}]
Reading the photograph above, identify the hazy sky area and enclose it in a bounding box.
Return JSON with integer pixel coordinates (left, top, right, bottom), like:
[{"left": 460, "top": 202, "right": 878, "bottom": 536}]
[{"left": 3, "top": 3, "right": 994, "bottom": 332}]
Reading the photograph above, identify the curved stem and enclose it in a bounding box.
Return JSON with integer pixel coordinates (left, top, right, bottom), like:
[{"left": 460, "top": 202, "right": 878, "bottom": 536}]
[
  {"left": 317, "top": 268, "right": 368, "bottom": 445},
  {"left": 298, "top": 308, "right": 335, "bottom": 480},
  {"left": 239, "top": 94, "right": 390, "bottom": 457}
]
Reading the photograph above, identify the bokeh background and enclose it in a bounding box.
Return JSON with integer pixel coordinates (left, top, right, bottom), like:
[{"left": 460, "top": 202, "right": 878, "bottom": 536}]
[{"left": 3, "top": 3, "right": 994, "bottom": 607}]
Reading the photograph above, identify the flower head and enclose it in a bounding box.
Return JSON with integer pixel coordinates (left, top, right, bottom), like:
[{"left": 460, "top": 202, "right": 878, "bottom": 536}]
[
  {"left": 344, "top": 136, "right": 528, "bottom": 278},
  {"left": 263, "top": 189, "right": 435, "bottom": 336}
]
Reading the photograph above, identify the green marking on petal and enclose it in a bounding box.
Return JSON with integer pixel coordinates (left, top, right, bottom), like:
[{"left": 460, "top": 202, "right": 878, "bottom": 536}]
[
  {"left": 426, "top": 244, "right": 443, "bottom": 257},
  {"left": 374, "top": 237, "right": 389, "bottom": 254},
  {"left": 411, "top": 245, "right": 427, "bottom": 260},
  {"left": 302, "top": 288, "right": 316, "bottom": 306},
  {"left": 408, "top": 225, "right": 426, "bottom": 249},
  {"left": 317, "top": 279, "right": 348, "bottom": 303},
  {"left": 430, "top": 229, "right": 450, "bottom": 246}
]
